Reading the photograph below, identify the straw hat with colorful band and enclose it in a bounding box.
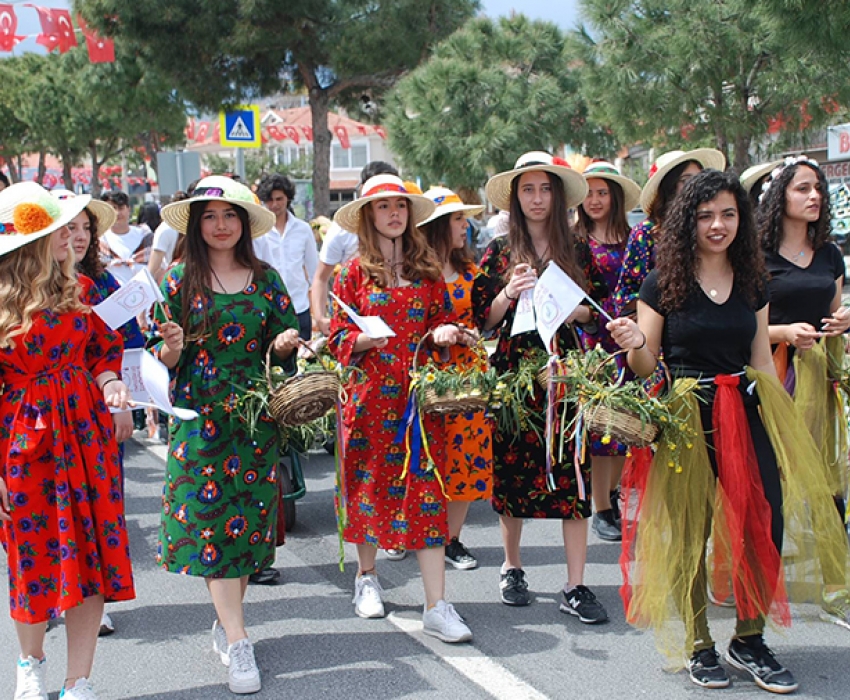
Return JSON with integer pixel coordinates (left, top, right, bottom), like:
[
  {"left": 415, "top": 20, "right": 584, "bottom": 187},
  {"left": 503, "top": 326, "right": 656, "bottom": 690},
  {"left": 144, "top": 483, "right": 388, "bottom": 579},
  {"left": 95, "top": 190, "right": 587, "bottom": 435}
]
[
  {"left": 739, "top": 160, "right": 784, "bottom": 196},
  {"left": 333, "top": 174, "right": 435, "bottom": 234},
  {"left": 161, "top": 175, "right": 274, "bottom": 239},
  {"left": 639, "top": 148, "right": 726, "bottom": 214},
  {"left": 50, "top": 188, "right": 117, "bottom": 237},
  {"left": 0, "top": 182, "right": 92, "bottom": 258},
  {"left": 418, "top": 186, "right": 484, "bottom": 227},
  {"left": 485, "top": 151, "right": 588, "bottom": 211},
  {"left": 581, "top": 161, "right": 642, "bottom": 213}
]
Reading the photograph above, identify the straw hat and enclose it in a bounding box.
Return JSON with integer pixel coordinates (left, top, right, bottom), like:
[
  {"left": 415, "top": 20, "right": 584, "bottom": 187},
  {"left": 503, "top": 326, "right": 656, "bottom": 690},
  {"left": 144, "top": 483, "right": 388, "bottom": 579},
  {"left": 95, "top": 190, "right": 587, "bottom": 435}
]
[
  {"left": 581, "top": 161, "right": 642, "bottom": 213},
  {"left": 639, "top": 148, "right": 726, "bottom": 214},
  {"left": 485, "top": 151, "right": 588, "bottom": 211},
  {"left": 740, "top": 160, "right": 784, "bottom": 196},
  {"left": 161, "top": 175, "right": 274, "bottom": 239},
  {"left": 50, "top": 188, "right": 116, "bottom": 236},
  {"left": 418, "top": 187, "right": 484, "bottom": 227},
  {"left": 333, "top": 175, "right": 435, "bottom": 233},
  {"left": 0, "top": 182, "right": 91, "bottom": 258}
]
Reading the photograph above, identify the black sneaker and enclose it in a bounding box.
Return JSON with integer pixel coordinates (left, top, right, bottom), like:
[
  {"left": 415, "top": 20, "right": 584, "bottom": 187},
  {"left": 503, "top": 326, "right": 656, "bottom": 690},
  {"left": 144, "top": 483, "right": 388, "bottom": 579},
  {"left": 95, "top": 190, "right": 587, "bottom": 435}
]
[
  {"left": 559, "top": 585, "right": 609, "bottom": 624},
  {"left": 592, "top": 509, "right": 622, "bottom": 542},
  {"left": 499, "top": 568, "right": 531, "bottom": 606},
  {"left": 445, "top": 538, "right": 478, "bottom": 570},
  {"left": 610, "top": 488, "right": 622, "bottom": 521},
  {"left": 688, "top": 648, "right": 730, "bottom": 689},
  {"left": 725, "top": 636, "right": 798, "bottom": 694}
]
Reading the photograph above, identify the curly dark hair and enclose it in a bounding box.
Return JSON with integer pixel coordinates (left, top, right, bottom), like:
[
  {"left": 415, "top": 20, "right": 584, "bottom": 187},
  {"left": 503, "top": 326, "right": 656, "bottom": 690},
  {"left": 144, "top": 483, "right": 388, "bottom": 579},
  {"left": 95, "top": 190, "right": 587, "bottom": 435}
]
[
  {"left": 257, "top": 173, "right": 296, "bottom": 210},
  {"left": 656, "top": 169, "right": 765, "bottom": 312},
  {"left": 757, "top": 160, "right": 831, "bottom": 253},
  {"left": 74, "top": 208, "right": 105, "bottom": 280}
]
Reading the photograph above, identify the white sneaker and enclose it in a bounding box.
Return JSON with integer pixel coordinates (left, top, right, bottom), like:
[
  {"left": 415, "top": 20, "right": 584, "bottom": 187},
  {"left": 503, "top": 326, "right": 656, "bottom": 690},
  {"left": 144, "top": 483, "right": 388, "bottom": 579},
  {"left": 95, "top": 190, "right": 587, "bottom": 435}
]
[
  {"left": 212, "top": 620, "right": 230, "bottom": 666},
  {"left": 353, "top": 573, "right": 386, "bottom": 618},
  {"left": 384, "top": 548, "right": 407, "bottom": 561},
  {"left": 422, "top": 600, "right": 473, "bottom": 643},
  {"left": 227, "top": 638, "right": 261, "bottom": 694},
  {"left": 98, "top": 611, "right": 114, "bottom": 637},
  {"left": 15, "top": 656, "right": 47, "bottom": 700},
  {"left": 59, "top": 678, "right": 98, "bottom": 700}
]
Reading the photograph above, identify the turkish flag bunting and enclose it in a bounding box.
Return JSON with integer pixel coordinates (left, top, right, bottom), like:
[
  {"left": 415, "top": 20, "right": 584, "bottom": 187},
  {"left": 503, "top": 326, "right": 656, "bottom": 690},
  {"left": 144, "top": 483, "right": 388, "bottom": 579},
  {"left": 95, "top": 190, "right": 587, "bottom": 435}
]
[
  {"left": 0, "top": 5, "right": 24, "bottom": 52},
  {"left": 374, "top": 125, "right": 387, "bottom": 139},
  {"left": 76, "top": 15, "right": 115, "bottom": 63},
  {"left": 267, "top": 125, "right": 285, "bottom": 141},
  {"left": 334, "top": 125, "right": 350, "bottom": 149},
  {"left": 283, "top": 126, "right": 301, "bottom": 145},
  {"left": 301, "top": 126, "right": 313, "bottom": 142},
  {"left": 195, "top": 122, "right": 210, "bottom": 143},
  {"left": 185, "top": 119, "right": 195, "bottom": 141},
  {"left": 28, "top": 6, "right": 76, "bottom": 53}
]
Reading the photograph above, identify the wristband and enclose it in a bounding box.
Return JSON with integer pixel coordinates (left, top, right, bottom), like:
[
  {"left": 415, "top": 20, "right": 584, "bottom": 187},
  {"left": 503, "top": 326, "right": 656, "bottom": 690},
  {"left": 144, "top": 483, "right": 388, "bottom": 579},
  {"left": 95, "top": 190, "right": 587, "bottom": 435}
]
[
  {"left": 504, "top": 289, "right": 517, "bottom": 302},
  {"left": 101, "top": 377, "right": 121, "bottom": 390},
  {"left": 635, "top": 333, "right": 647, "bottom": 351}
]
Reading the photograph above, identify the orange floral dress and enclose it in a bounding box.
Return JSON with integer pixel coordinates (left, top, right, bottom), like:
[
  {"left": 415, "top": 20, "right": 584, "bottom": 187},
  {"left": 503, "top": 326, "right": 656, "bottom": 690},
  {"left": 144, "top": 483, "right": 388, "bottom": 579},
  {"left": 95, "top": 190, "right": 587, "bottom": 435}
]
[{"left": 440, "top": 266, "right": 493, "bottom": 501}]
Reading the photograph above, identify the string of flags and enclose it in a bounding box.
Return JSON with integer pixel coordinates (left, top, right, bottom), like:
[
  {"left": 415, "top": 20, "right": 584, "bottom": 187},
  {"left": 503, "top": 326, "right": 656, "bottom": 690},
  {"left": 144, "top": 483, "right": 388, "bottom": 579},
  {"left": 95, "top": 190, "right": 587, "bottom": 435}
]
[{"left": 0, "top": 4, "right": 115, "bottom": 63}]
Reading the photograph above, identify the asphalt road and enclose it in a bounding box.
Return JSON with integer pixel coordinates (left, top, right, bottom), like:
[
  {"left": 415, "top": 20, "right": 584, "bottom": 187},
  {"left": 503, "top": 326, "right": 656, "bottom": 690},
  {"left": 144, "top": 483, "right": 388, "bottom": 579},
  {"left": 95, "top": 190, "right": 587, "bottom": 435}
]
[{"left": 1, "top": 436, "right": 849, "bottom": 699}]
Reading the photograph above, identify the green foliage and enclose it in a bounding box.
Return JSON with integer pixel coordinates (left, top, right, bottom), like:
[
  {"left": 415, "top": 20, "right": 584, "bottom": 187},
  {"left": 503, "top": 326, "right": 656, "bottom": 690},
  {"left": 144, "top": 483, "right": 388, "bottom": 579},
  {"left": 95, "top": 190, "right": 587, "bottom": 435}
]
[
  {"left": 575, "top": 0, "right": 850, "bottom": 169},
  {"left": 384, "top": 15, "right": 618, "bottom": 189},
  {"left": 205, "top": 150, "right": 314, "bottom": 185}
]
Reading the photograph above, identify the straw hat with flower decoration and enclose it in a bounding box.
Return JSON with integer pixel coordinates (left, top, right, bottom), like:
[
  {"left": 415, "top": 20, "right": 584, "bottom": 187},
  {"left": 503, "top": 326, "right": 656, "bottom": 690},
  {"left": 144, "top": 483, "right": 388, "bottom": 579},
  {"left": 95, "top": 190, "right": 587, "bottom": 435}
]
[
  {"left": 333, "top": 174, "right": 435, "bottom": 233},
  {"left": 485, "top": 151, "right": 588, "bottom": 211},
  {"left": 162, "top": 175, "right": 275, "bottom": 239},
  {"left": 0, "top": 182, "right": 93, "bottom": 258},
  {"left": 639, "top": 148, "right": 726, "bottom": 214},
  {"left": 50, "top": 188, "right": 117, "bottom": 236},
  {"left": 581, "top": 161, "right": 642, "bottom": 213},
  {"left": 418, "top": 186, "right": 484, "bottom": 227},
  {"left": 740, "top": 160, "right": 784, "bottom": 197}
]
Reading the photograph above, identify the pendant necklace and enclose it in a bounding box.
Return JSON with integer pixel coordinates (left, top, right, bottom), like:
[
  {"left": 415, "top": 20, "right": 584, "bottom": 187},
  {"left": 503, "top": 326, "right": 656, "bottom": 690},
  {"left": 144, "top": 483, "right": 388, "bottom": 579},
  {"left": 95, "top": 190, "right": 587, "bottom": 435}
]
[{"left": 211, "top": 268, "right": 229, "bottom": 293}]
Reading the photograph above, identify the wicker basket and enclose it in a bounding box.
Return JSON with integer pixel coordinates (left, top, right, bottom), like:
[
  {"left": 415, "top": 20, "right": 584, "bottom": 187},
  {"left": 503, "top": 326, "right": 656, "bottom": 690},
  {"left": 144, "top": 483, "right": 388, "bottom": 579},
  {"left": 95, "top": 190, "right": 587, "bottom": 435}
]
[
  {"left": 266, "top": 342, "right": 340, "bottom": 427},
  {"left": 413, "top": 328, "right": 490, "bottom": 415},
  {"left": 536, "top": 357, "right": 570, "bottom": 389},
  {"left": 581, "top": 350, "right": 668, "bottom": 448}
]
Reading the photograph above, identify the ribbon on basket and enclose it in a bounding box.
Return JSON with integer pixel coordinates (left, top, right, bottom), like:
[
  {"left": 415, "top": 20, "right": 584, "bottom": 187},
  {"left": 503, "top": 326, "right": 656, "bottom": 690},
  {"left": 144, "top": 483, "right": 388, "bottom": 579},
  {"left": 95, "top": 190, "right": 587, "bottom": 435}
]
[{"left": 394, "top": 374, "right": 447, "bottom": 495}]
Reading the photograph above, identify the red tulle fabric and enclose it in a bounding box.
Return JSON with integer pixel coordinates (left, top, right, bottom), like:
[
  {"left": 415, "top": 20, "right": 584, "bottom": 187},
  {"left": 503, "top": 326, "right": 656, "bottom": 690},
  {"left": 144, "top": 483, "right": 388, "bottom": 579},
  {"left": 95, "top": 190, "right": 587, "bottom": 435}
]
[
  {"left": 712, "top": 375, "right": 790, "bottom": 625},
  {"left": 618, "top": 445, "right": 653, "bottom": 614}
]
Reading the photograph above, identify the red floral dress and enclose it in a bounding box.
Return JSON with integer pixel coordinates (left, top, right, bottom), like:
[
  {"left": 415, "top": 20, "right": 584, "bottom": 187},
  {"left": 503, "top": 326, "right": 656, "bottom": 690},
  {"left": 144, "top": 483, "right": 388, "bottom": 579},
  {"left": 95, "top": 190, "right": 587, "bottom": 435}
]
[
  {"left": 0, "top": 278, "right": 135, "bottom": 623},
  {"left": 439, "top": 265, "right": 493, "bottom": 501},
  {"left": 329, "top": 259, "right": 456, "bottom": 550}
]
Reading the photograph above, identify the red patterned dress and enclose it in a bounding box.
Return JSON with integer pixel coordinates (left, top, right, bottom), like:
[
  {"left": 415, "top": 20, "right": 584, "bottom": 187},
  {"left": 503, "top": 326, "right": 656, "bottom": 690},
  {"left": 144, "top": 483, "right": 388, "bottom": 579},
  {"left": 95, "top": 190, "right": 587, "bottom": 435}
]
[
  {"left": 329, "top": 259, "right": 456, "bottom": 550},
  {"left": 0, "top": 278, "right": 135, "bottom": 623}
]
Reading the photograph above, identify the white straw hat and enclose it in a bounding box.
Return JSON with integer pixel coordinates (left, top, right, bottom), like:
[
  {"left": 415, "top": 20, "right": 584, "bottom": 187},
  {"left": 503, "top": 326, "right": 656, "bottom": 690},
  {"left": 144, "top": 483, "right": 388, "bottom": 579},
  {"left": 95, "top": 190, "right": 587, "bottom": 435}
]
[
  {"left": 161, "top": 175, "right": 274, "bottom": 239},
  {"left": 418, "top": 186, "right": 484, "bottom": 227},
  {"left": 333, "top": 174, "right": 435, "bottom": 233},
  {"left": 485, "top": 151, "right": 588, "bottom": 211},
  {"left": 740, "top": 160, "right": 784, "bottom": 196},
  {"left": 50, "top": 189, "right": 117, "bottom": 236},
  {"left": 639, "top": 148, "right": 726, "bottom": 214},
  {"left": 0, "top": 182, "right": 91, "bottom": 257},
  {"left": 581, "top": 161, "right": 642, "bottom": 212}
]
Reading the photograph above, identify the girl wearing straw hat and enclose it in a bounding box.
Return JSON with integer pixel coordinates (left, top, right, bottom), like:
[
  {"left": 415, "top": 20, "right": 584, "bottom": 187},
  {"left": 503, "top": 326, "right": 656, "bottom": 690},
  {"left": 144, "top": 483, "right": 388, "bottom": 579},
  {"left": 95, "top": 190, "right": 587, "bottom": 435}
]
[
  {"left": 150, "top": 176, "right": 301, "bottom": 694},
  {"left": 329, "top": 174, "right": 472, "bottom": 643},
  {"left": 472, "top": 151, "right": 608, "bottom": 623},
  {"left": 758, "top": 156, "right": 850, "bottom": 631},
  {"left": 419, "top": 186, "right": 493, "bottom": 571},
  {"left": 0, "top": 182, "right": 135, "bottom": 700},
  {"left": 614, "top": 149, "right": 725, "bottom": 316},
  {"left": 575, "top": 161, "right": 642, "bottom": 543}
]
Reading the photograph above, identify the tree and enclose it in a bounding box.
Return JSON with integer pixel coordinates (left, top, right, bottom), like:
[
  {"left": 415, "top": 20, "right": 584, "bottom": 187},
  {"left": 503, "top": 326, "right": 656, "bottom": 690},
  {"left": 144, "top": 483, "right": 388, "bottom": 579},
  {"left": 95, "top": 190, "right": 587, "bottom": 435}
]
[
  {"left": 574, "top": 0, "right": 850, "bottom": 170},
  {"left": 384, "top": 15, "right": 617, "bottom": 190},
  {"left": 75, "top": 0, "right": 479, "bottom": 214},
  {"left": 745, "top": 1, "right": 849, "bottom": 61}
]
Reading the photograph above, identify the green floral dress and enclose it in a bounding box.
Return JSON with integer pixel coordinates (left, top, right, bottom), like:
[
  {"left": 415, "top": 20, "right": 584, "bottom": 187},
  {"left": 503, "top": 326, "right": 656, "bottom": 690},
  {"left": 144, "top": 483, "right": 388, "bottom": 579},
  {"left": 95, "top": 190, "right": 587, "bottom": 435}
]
[{"left": 150, "top": 264, "right": 297, "bottom": 578}]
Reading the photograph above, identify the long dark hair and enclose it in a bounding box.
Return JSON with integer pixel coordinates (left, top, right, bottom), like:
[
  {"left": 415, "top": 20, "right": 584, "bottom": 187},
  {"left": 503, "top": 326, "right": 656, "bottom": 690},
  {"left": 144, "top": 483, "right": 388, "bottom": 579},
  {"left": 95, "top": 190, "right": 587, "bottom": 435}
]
[
  {"left": 656, "top": 169, "right": 764, "bottom": 312},
  {"left": 180, "top": 200, "right": 267, "bottom": 340},
  {"left": 757, "top": 161, "right": 831, "bottom": 254},
  {"left": 507, "top": 171, "right": 586, "bottom": 288},
  {"left": 420, "top": 213, "right": 475, "bottom": 275},
  {"left": 647, "top": 160, "right": 700, "bottom": 227},
  {"left": 74, "top": 208, "right": 105, "bottom": 280},
  {"left": 575, "top": 179, "right": 629, "bottom": 244}
]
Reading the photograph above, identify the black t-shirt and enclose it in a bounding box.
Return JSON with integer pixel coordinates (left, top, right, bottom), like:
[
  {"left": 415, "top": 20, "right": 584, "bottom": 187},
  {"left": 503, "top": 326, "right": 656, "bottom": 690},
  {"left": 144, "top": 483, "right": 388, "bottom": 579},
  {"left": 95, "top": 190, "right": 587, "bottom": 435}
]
[
  {"left": 764, "top": 243, "right": 844, "bottom": 329},
  {"left": 640, "top": 270, "right": 768, "bottom": 378}
]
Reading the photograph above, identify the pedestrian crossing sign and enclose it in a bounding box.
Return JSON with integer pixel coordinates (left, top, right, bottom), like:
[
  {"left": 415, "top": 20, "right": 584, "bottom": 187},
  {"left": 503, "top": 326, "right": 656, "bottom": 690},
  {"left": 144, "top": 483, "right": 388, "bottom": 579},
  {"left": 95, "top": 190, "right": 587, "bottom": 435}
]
[{"left": 219, "top": 105, "right": 261, "bottom": 148}]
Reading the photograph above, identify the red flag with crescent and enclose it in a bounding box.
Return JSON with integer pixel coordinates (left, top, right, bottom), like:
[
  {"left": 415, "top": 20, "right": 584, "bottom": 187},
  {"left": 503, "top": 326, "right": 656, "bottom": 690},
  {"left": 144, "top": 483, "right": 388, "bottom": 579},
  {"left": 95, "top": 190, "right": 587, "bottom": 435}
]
[
  {"left": 0, "top": 5, "right": 23, "bottom": 52},
  {"left": 301, "top": 126, "right": 313, "bottom": 142},
  {"left": 283, "top": 126, "right": 301, "bottom": 144},
  {"left": 334, "top": 125, "right": 350, "bottom": 149},
  {"left": 76, "top": 15, "right": 115, "bottom": 63}
]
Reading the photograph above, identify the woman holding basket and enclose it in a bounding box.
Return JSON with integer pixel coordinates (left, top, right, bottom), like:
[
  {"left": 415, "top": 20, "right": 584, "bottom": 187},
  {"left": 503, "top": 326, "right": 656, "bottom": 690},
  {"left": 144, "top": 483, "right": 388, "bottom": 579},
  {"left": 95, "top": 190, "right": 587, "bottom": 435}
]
[{"left": 150, "top": 176, "right": 300, "bottom": 694}]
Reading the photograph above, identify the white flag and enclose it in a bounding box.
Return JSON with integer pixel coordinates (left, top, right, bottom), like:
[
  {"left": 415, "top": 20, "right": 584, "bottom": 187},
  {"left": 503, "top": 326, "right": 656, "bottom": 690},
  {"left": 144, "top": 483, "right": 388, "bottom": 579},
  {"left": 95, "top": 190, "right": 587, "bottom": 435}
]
[
  {"left": 93, "top": 267, "right": 162, "bottom": 330},
  {"left": 533, "top": 261, "right": 587, "bottom": 350}
]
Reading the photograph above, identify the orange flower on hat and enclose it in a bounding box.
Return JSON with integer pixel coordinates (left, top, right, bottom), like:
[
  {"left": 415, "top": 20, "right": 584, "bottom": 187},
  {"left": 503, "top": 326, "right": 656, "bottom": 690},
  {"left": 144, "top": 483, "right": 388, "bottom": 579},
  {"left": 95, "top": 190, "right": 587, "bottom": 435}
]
[{"left": 13, "top": 203, "right": 55, "bottom": 235}]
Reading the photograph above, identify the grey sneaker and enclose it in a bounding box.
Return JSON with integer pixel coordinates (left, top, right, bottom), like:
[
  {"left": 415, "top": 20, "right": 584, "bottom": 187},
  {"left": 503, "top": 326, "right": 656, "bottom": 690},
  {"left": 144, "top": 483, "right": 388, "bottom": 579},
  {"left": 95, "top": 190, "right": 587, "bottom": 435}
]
[
  {"left": 15, "top": 656, "right": 47, "bottom": 700},
  {"left": 422, "top": 600, "right": 472, "bottom": 643},
  {"left": 212, "top": 620, "right": 230, "bottom": 666},
  {"left": 353, "top": 573, "right": 386, "bottom": 618},
  {"left": 445, "top": 538, "right": 478, "bottom": 570},
  {"left": 227, "top": 638, "right": 261, "bottom": 694},
  {"left": 725, "top": 636, "right": 798, "bottom": 694},
  {"left": 499, "top": 568, "right": 531, "bottom": 606},
  {"left": 592, "top": 509, "right": 622, "bottom": 542},
  {"left": 688, "top": 648, "right": 730, "bottom": 689}
]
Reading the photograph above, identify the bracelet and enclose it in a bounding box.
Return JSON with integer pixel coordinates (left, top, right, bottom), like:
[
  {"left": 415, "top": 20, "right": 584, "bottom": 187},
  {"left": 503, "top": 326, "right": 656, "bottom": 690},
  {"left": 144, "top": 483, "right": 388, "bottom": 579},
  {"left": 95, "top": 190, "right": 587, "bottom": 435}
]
[
  {"left": 634, "top": 333, "right": 647, "bottom": 351},
  {"left": 101, "top": 377, "right": 121, "bottom": 390},
  {"left": 504, "top": 289, "right": 517, "bottom": 302}
]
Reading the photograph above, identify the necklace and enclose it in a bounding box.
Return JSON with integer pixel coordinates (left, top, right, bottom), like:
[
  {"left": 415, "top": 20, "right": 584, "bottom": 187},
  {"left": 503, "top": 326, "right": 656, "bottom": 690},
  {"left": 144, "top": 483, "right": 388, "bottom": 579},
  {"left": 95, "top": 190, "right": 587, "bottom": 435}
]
[
  {"left": 211, "top": 268, "right": 250, "bottom": 294},
  {"left": 780, "top": 243, "right": 809, "bottom": 260}
]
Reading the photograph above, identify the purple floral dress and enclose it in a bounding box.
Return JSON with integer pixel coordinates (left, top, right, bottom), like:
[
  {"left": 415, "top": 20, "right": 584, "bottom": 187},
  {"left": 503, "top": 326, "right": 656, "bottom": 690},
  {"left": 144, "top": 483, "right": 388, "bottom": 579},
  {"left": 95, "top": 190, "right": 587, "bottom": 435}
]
[{"left": 613, "top": 220, "right": 655, "bottom": 316}]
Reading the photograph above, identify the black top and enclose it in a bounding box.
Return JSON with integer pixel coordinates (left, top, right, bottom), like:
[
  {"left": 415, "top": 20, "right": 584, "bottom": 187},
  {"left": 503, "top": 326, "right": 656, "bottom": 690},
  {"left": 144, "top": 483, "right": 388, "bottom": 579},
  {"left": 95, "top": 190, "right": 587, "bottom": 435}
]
[
  {"left": 640, "top": 270, "right": 768, "bottom": 378},
  {"left": 764, "top": 243, "right": 844, "bottom": 329}
]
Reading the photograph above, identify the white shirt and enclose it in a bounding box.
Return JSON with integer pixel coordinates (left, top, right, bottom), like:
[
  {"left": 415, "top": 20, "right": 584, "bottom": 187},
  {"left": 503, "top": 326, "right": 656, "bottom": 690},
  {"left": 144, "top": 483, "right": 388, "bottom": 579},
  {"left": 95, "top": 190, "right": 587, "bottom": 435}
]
[
  {"left": 152, "top": 221, "right": 180, "bottom": 267},
  {"left": 253, "top": 213, "right": 318, "bottom": 314},
  {"left": 319, "top": 222, "right": 358, "bottom": 266},
  {"left": 102, "top": 225, "right": 148, "bottom": 285}
]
